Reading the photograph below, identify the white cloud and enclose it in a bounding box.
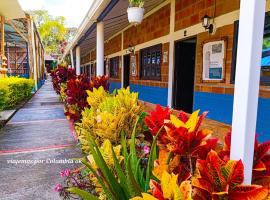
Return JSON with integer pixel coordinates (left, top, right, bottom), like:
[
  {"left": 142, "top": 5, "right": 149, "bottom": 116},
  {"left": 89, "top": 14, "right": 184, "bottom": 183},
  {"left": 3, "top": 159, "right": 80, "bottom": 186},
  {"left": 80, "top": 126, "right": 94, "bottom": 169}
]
[{"left": 18, "top": 0, "right": 92, "bottom": 27}]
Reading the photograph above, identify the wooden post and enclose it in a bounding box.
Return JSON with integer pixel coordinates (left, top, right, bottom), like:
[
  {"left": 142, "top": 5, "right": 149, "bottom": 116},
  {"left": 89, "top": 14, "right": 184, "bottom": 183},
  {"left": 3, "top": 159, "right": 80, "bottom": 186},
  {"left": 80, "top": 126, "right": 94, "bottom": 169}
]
[
  {"left": 1, "top": 16, "right": 4, "bottom": 56},
  {"left": 230, "top": 0, "right": 266, "bottom": 184}
]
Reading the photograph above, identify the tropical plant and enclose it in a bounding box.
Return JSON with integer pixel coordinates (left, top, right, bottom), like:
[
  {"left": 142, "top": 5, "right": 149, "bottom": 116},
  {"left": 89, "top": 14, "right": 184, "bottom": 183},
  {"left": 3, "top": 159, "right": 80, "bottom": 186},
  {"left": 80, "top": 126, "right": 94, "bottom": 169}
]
[
  {"left": 192, "top": 150, "right": 268, "bottom": 200},
  {"left": 129, "top": 0, "right": 144, "bottom": 7},
  {"left": 90, "top": 75, "right": 110, "bottom": 91},
  {"left": 131, "top": 171, "right": 192, "bottom": 200},
  {"left": 219, "top": 132, "right": 270, "bottom": 187},
  {"left": 0, "top": 77, "right": 34, "bottom": 110},
  {"left": 71, "top": 115, "right": 162, "bottom": 200},
  {"left": 51, "top": 65, "right": 76, "bottom": 94},
  {"left": 30, "top": 10, "right": 70, "bottom": 55},
  {"left": 64, "top": 74, "right": 91, "bottom": 122},
  {"left": 76, "top": 86, "right": 143, "bottom": 152},
  {"left": 146, "top": 105, "right": 218, "bottom": 177}
]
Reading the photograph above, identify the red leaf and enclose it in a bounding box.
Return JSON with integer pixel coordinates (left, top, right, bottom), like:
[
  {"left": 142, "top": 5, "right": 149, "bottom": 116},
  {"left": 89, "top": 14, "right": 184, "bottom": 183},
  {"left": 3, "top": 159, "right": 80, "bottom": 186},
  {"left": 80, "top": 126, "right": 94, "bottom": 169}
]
[{"left": 229, "top": 185, "right": 268, "bottom": 200}]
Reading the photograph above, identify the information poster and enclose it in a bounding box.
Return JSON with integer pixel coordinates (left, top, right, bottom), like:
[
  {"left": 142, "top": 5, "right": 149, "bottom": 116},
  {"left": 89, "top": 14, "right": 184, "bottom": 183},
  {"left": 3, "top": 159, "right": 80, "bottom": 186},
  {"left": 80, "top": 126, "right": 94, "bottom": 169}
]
[
  {"left": 203, "top": 40, "right": 225, "bottom": 80},
  {"left": 131, "top": 55, "right": 137, "bottom": 76}
]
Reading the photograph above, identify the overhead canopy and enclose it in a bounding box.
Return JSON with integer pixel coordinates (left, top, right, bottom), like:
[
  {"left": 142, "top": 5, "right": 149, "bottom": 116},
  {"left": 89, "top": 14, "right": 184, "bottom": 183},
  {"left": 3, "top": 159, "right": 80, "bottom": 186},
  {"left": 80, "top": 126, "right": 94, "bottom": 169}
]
[
  {"left": 64, "top": 0, "right": 166, "bottom": 58},
  {"left": 0, "top": 0, "right": 25, "bottom": 19},
  {"left": 4, "top": 19, "right": 28, "bottom": 48}
]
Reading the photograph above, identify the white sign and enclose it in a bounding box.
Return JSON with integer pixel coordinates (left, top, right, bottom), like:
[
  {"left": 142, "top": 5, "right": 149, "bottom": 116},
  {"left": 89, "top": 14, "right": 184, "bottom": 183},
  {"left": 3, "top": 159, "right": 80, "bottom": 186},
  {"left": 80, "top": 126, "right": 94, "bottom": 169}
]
[{"left": 202, "top": 40, "right": 225, "bottom": 80}]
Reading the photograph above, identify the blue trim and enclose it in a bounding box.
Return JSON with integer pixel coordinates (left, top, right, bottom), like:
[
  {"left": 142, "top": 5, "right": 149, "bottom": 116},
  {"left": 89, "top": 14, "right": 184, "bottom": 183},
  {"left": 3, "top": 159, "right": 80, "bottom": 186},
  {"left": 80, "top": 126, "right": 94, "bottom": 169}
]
[
  {"left": 78, "top": 24, "right": 96, "bottom": 46},
  {"left": 78, "top": 0, "right": 119, "bottom": 46},
  {"left": 193, "top": 92, "right": 270, "bottom": 142},
  {"left": 109, "top": 81, "right": 121, "bottom": 93},
  {"left": 97, "top": 0, "right": 119, "bottom": 21},
  {"left": 130, "top": 84, "right": 168, "bottom": 106}
]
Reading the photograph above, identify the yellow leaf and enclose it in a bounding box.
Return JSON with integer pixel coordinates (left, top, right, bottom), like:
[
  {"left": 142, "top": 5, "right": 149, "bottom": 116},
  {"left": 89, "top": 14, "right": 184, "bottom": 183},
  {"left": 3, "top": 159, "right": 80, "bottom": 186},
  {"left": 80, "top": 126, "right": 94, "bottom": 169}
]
[
  {"left": 130, "top": 193, "right": 158, "bottom": 200},
  {"left": 170, "top": 115, "right": 186, "bottom": 128},
  {"left": 185, "top": 110, "right": 200, "bottom": 132}
]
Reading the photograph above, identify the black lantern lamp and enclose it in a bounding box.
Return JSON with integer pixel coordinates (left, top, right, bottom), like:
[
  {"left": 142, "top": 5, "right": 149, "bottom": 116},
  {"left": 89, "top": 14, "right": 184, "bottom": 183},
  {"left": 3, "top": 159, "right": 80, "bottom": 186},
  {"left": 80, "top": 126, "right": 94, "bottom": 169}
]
[{"left": 202, "top": 15, "right": 213, "bottom": 33}]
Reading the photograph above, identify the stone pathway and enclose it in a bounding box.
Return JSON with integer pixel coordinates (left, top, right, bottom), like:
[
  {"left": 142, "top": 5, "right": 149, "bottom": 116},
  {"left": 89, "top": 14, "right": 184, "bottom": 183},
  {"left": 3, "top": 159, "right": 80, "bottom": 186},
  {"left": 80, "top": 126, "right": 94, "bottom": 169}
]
[{"left": 0, "top": 79, "right": 81, "bottom": 200}]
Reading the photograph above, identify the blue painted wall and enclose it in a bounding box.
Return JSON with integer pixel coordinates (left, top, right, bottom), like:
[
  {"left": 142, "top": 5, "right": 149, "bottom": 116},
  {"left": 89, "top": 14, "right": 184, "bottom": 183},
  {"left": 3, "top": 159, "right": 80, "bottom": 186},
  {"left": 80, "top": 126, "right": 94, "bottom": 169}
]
[
  {"left": 193, "top": 92, "right": 270, "bottom": 142},
  {"left": 130, "top": 84, "right": 168, "bottom": 106},
  {"left": 109, "top": 81, "right": 121, "bottom": 93}
]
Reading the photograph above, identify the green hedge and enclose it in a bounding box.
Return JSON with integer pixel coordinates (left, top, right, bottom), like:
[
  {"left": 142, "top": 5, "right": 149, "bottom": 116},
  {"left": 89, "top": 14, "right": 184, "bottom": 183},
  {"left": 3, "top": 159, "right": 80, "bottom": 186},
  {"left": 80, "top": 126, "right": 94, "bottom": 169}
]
[{"left": 0, "top": 77, "right": 34, "bottom": 111}]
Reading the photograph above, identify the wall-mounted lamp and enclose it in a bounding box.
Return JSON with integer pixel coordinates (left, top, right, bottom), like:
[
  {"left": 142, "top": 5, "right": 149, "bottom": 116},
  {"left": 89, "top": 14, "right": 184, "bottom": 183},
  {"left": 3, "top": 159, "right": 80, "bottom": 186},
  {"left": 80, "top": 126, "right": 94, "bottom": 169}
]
[
  {"left": 126, "top": 45, "right": 135, "bottom": 54},
  {"left": 201, "top": 15, "right": 213, "bottom": 34}
]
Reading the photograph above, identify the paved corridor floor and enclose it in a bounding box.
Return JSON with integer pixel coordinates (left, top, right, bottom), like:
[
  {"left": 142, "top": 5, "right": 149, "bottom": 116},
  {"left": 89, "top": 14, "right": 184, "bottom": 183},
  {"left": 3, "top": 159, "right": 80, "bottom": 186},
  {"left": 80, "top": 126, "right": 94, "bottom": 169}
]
[{"left": 0, "top": 79, "right": 81, "bottom": 200}]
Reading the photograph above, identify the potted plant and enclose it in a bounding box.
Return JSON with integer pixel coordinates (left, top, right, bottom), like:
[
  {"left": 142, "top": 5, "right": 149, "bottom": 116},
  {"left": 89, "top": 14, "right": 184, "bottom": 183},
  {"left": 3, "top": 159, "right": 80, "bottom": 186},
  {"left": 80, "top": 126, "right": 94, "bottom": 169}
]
[{"left": 127, "top": 0, "right": 144, "bottom": 25}]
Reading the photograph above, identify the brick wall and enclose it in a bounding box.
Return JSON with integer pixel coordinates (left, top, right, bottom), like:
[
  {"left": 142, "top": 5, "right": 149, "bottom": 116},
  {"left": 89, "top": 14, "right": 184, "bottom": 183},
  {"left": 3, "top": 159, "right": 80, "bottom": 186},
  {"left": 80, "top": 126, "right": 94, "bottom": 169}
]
[
  {"left": 194, "top": 24, "right": 234, "bottom": 93},
  {"left": 123, "top": 4, "right": 170, "bottom": 49},
  {"left": 105, "top": 34, "right": 122, "bottom": 56},
  {"left": 130, "top": 42, "right": 169, "bottom": 88},
  {"left": 175, "top": 0, "right": 240, "bottom": 31}
]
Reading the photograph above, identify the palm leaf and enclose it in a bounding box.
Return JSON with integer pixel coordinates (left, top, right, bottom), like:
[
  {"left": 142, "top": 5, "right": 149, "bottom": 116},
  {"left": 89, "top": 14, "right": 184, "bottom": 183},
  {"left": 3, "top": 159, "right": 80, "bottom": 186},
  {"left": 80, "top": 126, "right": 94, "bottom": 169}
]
[{"left": 67, "top": 187, "right": 99, "bottom": 200}]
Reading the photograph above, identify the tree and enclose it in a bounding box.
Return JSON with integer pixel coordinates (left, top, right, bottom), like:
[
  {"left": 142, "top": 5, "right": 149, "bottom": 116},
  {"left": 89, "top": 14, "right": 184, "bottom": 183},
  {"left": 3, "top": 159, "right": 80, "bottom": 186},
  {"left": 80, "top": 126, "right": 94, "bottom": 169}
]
[{"left": 30, "top": 10, "right": 69, "bottom": 55}]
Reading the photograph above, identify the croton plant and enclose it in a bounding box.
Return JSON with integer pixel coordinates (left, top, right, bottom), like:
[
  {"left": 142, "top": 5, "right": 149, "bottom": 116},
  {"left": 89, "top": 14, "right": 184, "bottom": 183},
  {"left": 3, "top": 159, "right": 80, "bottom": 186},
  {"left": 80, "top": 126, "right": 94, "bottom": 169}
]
[
  {"left": 63, "top": 75, "right": 109, "bottom": 122},
  {"left": 51, "top": 65, "right": 76, "bottom": 94},
  {"left": 51, "top": 77, "right": 269, "bottom": 199}
]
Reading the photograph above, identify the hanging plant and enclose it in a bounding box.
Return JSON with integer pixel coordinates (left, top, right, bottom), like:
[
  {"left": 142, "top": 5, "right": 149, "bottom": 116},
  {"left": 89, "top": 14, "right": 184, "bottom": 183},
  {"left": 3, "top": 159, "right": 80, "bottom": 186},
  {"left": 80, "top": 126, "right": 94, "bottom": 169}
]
[{"left": 127, "top": 0, "right": 144, "bottom": 25}]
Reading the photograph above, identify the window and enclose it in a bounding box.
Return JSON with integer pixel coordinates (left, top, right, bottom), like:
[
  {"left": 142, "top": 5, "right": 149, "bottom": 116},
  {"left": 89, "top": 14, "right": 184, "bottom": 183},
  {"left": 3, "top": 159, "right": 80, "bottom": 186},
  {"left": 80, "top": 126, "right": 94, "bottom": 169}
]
[
  {"left": 231, "top": 12, "right": 270, "bottom": 85},
  {"left": 91, "top": 63, "right": 96, "bottom": 77},
  {"left": 110, "top": 57, "right": 119, "bottom": 78},
  {"left": 140, "top": 44, "right": 162, "bottom": 80}
]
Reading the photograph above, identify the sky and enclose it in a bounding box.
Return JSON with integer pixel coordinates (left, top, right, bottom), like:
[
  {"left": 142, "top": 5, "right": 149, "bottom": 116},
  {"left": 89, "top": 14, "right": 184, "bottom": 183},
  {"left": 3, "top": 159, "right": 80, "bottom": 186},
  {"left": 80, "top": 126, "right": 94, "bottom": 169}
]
[{"left": 18, "top": 0, "right": 93, "bottom": 28}]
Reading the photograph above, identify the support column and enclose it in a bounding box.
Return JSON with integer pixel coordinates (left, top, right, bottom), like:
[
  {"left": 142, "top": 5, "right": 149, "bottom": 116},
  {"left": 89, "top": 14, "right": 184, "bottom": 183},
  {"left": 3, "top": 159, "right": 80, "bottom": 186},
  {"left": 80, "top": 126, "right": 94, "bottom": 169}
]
[
  {"left": 30, "top": 18, "right": 38, "bottom": 90},
  {"left": 230, "top": 0, "right": 266, "bottom": 184},
  {"left": 96, "top": 21, "right": 104, "bottom": 76},
  {"left": 70, "top": 49, "right": 74, "bottom": 69},
  {"left": 167, "top": 0, "right": 175, "bottom": 107},
  {"left": 1, "top": 16, "right": 4, "bottom": 56},
  {"left": 75, "top": 46, "right": 80, "bottom": 75}
]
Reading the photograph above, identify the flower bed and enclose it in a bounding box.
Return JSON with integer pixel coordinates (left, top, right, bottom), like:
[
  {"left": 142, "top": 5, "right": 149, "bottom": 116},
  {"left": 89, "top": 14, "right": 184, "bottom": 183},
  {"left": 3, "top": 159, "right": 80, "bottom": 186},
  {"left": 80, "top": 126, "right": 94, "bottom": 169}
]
[
  {"left": 51, "top": 67, "right": 270, "bottom": 200},
  {"left": 0, "top": 77, "right": 34, "bottom": 111}
]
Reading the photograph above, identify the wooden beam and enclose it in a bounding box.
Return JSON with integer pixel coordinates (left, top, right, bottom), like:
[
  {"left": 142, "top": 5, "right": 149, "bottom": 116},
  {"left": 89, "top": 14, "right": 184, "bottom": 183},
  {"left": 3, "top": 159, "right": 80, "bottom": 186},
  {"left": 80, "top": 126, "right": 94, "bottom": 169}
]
[
  {"left": 7, "top": 20, "right": 28, "bottom": 42},
  {"left": 1, "top": 16, "right": 4, "bottom": 55}
]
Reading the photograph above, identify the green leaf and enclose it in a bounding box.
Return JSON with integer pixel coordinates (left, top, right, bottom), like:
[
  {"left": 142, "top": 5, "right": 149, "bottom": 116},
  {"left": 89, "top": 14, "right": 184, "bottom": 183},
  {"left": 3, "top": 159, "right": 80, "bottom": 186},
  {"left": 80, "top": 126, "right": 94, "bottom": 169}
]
[
  {"left": 145, "top": 125, "right": 164, "bottom": 191},
  {"left": 81, "top": 159, "right": 115, "bottom": 200},
  {"left": 130, "top": 116, "right": 140, "bottom": 174},
  {"left": 126, "top": 154, "right": 143, "bottom": 197},
  {"left": 87, "top": 138, "right": 127, "bottom": 199},
  {"left": 67, "top": 187, "right": 99, "bottom": 200},
  {"left": 121, "top": 130, "right": 128, "bottom": 167},
  {"left": 111, "top": 145, "right": 131, "bottom": 199}
]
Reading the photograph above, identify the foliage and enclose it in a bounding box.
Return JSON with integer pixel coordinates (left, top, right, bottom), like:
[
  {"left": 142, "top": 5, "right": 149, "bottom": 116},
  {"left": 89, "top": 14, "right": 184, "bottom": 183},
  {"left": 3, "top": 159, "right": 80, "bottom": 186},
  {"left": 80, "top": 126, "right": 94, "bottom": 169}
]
[
  {"left": 56, "top": 101, "right": 270, "bottom": 200},
  {"left": 56, "top": 169, "right": 97, "bottom": 199},
  {"left": 131, "top": 171, "right": 192, "bottom": 200},
  {"left": 192, "top": 150, "right": 268, "bottom": 200},
  {"left": 129, "top": 0, "right": 144, "bottom": 7},
  {"left": 0, "top": 77, "right": 34, "bottom": 111},
  {"left": 71, "top": 116, "right": 161, "bottom": 200},
  {"left": 90, "top": 76, "right": 110, "bottom": 92},
  {"left": 76, "top": 86, "right": 143, "bottom": 153},
  {"left": 64, "top": 75, "right": 91, "bottom": 122},
  {"left": 50, "top": 65, "right": 76, "bottom": 94},
  {"left": 219, "top": 132, "right": 270, "bottom": 187},
  {"left": 30, "top": 10, "right": 70, "bottom": 55}
]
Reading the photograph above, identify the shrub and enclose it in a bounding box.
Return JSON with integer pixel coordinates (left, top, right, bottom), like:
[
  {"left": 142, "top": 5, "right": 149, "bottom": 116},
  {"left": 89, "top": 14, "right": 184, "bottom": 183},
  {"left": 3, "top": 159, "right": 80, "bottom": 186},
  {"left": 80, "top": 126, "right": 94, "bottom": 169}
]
[
  {"left": 63, "top": 75, "right": 109, "bottom": 122},
  {"left": 0, "top": 77, "right": 34, "bottom": 111},
  {"left": 51, "top": 65, "right": 76, "bottom": 94}
]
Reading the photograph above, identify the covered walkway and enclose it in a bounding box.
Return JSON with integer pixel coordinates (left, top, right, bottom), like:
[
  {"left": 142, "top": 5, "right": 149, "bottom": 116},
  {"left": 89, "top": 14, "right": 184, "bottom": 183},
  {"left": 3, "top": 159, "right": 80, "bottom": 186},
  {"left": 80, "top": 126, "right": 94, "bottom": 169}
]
[{"left": 0, "top": 79, "right": 81, "bottom": 199}]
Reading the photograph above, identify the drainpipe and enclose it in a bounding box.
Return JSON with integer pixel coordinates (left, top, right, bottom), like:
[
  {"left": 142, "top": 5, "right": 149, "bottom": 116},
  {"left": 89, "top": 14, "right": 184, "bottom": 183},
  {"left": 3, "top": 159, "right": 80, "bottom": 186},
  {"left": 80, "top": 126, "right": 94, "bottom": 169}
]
[{"left": 96, "top": 21, "right": 104, "bottom": 76}]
